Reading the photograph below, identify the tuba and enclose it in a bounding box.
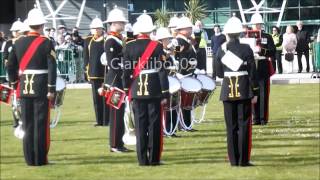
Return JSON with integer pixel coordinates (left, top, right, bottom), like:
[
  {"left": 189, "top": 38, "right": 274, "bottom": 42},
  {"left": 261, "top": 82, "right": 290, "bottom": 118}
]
[{"left": 122, "top": 98, "right": 136, "bottom": 145}]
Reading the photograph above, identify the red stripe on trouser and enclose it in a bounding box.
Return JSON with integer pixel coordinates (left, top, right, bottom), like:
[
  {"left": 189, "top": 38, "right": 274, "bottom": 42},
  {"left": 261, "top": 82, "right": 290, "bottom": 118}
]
[
  {"left": 248, "top": 106, "right": 253, "bottom": 161},
  {"left": 112, "top": 109, "right": 116, "bottom": 147},
  {"left": 264, "top": 79, "right": 270, "bottom": 122},
  {"left": 45, "top": 101, "right": 51, "bottom": 163},
  {"left": 159, "top": 105, "right": 164, "bottom": 161}
]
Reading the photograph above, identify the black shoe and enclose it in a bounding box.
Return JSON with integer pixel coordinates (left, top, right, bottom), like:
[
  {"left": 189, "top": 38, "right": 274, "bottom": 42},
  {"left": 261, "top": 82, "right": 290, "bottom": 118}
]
[
  {"left": 150, "top": 161, "right": 165, "bottom": 166},
  {"left": 261, "top": 120, "right": 267, "bottom": 125},
  {"left": 298, "top": 70, "right": 302, "bottom": 73},
  {"left": 306, "top": 69, "right": 310, "bottom": 73},
  {"left": 94, "top": 123, "right": 103, "bottom": 127},
  {"left": 187, "top": 128, "right": 198, "bottom": 132},
  {"left": 110, "top": 147, "right": 131, "bottom": 153},
  {"left": 253, "top": 121, "right": 261, "bottom": 125},
  {"left": 171, "top": 134, "right": 180, "bottom": 138},
  {"left": 240, "top": 162, "right": 254, "bottom": 167}
]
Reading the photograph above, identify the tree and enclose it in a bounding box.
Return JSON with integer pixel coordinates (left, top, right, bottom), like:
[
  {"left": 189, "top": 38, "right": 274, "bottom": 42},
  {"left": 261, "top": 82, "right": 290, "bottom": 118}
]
[
  {"left": 185, "top": 0, "right": 208, "bottom": 23},
  {"left": 154, "top": 9, "right": 170, "bottom": 27}
]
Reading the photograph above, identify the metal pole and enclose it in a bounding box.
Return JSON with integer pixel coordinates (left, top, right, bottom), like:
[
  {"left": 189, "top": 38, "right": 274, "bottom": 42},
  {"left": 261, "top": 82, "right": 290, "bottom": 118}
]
[{"left": 76, "top": 0, "right": 86, "bottom": 28}]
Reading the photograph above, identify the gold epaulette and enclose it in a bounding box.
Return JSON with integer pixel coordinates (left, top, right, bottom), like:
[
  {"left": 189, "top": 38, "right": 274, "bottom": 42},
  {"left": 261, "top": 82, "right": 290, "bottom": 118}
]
[{"left": 126, "top": 39, "right": 136, "bottom": 45}]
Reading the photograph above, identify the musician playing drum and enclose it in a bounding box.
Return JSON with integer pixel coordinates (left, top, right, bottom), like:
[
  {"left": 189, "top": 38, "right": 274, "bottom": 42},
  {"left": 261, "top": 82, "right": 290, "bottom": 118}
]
[
  {"left": 174, "top": 16, "right": 197, "bottom": 131},
  {"left": 155, "top": 27, "right": 180, "bottom": 137},
  {"left": 103, "top": 6, "right": 130, "bottom": 153},
  {"left": 123, "top": 11, "right": 169, "bottom": 166},
  {"left": 213, "top": 17, "right": 259, "bottom": 167},
  {"left": 7, "top": 8, "right": 57, "bottom": 166}
]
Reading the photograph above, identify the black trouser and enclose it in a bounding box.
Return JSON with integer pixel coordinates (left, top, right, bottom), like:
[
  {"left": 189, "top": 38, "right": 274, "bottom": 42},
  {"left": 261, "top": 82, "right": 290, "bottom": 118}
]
[
  {"left": 165, "top": 109, "right": 177, "bottom": 133},
  {"left": 223, "top": 99, "right": 252, "bottom": 166},
  {"left": 132, "top": 99, "right": 163, "bottom": 166},
  {"left": 297, "top": 50, "right": 310, "bottom": 72},
  {"left": 196, "top": 48, "right": 207, "bottom": 71},
  {"left": 21, "top": 97, "right": 50, "bottom": 166},
  {"left": 90, "top": 79, "right": 109, "bottom": 126},
  {"left": 182, "top": 109, "right": 191, "bottom": 128},
  {"left": 109, "top": 104, "right": 125, "bottom": 148},
  {"left": 275, "top": 50, "right": 283, "bottom": 74},
  {"left": 253, "top": 79, "right": 270, "bottom": 124}
]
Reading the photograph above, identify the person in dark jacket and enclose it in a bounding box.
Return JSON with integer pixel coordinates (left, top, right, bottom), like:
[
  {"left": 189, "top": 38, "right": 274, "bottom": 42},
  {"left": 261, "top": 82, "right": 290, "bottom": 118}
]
[
  {"left": 123, "top": 12, "right": 169, "bottom": 166},
  {"left": 83, "top": 17, "right": 109, "bottom": 126},
  {"left": 211, "top": 24, "right": 226, "bottom": 79},
  {"left": 213, "top": 17, "right": 259, "bottom": 167},
  {"left": 103, "top": 6, "right": 130, "bottom": 153},
  {"left": 296, "top": 21, "right": 311, "bottom": 73},
  {"left": 272, "top": 26, "right": 283, "bottom": 74},
  {"left": 7, "top": 8, "right": 57, "bottom": 166}
]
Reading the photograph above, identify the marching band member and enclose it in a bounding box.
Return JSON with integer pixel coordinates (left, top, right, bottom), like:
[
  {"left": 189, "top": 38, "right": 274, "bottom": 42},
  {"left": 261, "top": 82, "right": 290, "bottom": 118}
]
[
  {"left": 83, "top": 17, "right": 109, "bottom": 126},
  {"left": 123, "top": 11, "right": 169, "bottom": 166},
  {"left": 213, "top": 17, "right": 259, "bottom": 167},
  {"left": 249, "top": 13, "right": 276, "bottom": 125},
  {"left": 124, "top": 23, "right": 134, "bottom": 42},
  {"left": 7, "top": 7, "right": 57, "bottom": 166},
  {"left": 103, "top": 6, "right": 130, "bottom": 153},
  {"left": 168, "top": 15, "right": 179, "bottom": 38},
  {"left": 3, "top": 19, "right": 23, "bottom": 128},
  {"left": 155, "top": 27, "right": 179, "bottom": 137},
  {"left": 174, "top": 16, "right": 197, "bottom": 131}
]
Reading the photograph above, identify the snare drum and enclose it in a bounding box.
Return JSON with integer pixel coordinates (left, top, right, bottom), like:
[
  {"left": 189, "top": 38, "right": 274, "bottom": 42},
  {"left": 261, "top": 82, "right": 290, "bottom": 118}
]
[
  {"left": 51, "top": 77, "right": 66, "bottom": 108},
  {"left": 180, "top": 77, "right": 202, "bottom": 110},
  {"left": 164, "top": 76, "right": 181, "bottom": 111},
  {"left": 196, "top": 74, "right": 216, "bottom": 105}
]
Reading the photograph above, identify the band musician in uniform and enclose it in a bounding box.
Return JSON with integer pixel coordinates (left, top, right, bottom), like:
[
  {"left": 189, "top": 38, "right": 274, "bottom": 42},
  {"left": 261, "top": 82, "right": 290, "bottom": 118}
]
[
  {"left": 123, "top": 11, "right": 169, "bottom": 166},
  {"left": 103, "top": 6, "right": 130, "bottom": 153},
  {"left": 83, "top": 17, "right": 109, "bottom": 126},
  {"left": 214, "top": 17, "right": 259, "bottom": 167},
  {"left": 7, "top": 8, "right": 57, "bottom": 166}
]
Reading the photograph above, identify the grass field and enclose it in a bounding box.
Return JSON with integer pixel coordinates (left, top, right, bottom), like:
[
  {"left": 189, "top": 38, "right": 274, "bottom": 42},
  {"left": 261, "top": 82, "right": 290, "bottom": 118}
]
[{"left": 0, "top": 84, "right": 319, "bottom": 180}]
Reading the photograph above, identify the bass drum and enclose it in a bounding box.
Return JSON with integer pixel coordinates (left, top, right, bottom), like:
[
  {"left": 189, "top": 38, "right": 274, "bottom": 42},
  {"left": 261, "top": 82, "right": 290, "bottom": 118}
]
[
  {"left": 196, "top": 74, "right": 216, "bottom": 105},
  {"left": 164, "top": 76, "right": 181, "bottom": 111},
  {"left": 180, "top": 77, "right": 202, "bottom": 110}
]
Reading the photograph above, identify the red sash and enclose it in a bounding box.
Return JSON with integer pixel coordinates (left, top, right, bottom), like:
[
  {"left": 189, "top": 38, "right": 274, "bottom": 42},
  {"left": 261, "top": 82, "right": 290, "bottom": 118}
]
[
  {"left": 16, "top": 36, "right": 45, "bottom": 97},
  {"left": 128, "top": 41, "right": 158, "bottom": 101}
]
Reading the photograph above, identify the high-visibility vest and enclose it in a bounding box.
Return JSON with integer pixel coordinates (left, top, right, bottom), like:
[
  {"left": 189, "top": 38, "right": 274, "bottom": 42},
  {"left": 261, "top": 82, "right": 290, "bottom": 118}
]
[{"left": 272, "top": 34, "right": 282, "bottom": 51}]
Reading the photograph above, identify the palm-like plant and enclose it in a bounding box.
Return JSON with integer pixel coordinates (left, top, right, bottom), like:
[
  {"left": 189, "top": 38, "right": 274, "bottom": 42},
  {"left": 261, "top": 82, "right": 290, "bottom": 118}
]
[
  {"left": 185, "top": 0, "right": 208, "bottom": 23},
  {"left": 154, "top": 9, "right": 170, "bottom": 27}
]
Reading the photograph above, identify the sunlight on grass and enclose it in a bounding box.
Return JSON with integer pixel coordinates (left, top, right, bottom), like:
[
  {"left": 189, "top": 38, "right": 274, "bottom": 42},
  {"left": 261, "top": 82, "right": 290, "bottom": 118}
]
[{"left": 1, "top": 84, "right": 319, "bottom": 180}]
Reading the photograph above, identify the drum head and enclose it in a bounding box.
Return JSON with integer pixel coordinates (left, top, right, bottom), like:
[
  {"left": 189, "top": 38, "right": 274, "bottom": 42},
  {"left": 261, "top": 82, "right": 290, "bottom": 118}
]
[
  {"left": 56, "top": 77, "right": 66, "bottom": 91},
  {"left": 180, "top": 77, "right": 202, "bottom": 92},
  {"left": 196, "top": 75, "right": 216, "bottom": 91},
  {"left": 168, "top": 76, "right": 181, "bottom": 94}
]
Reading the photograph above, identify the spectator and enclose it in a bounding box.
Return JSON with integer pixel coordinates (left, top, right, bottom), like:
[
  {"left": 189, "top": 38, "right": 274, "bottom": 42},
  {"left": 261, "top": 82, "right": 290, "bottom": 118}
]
[
  {"left": 194, "top": 20, "right": 209, "bottom": 71},
  {"left": 272, "top": 26, "right": 283, "bottom": 74},
  {"left": 296, "top": 21, "right": 311, "bottom": 73},
  {"left": 57, "top": 24, "right": 70, "bottom": 37},
  {"left": 0, "top": 31, "right": 6, "bottom": 51},
  {"left": 211, "top": 24, "right": 226, "bottom": 78},
  {"left": 71, "top": 27, "right": 84, "bottom": 47},
  {"left": 282, "top": 25, "right": 297, "bottom": 72}
]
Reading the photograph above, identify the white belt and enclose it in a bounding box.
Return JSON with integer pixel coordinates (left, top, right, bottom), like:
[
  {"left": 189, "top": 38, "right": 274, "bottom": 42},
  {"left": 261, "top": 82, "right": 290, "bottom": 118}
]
[
  {"left": 224, "top": 71, "right": 248, "bottom": 77},
  {"left": 140, "top": 69, "right": 158, "bottom": 74},
  {"left": 21, "top": 69, "right": 48, "bottom": 75}
]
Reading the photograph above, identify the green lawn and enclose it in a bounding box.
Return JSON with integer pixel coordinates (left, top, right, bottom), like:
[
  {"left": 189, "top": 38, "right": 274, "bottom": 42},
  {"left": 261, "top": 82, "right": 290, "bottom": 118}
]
[{"left": 0, "top": 84, "right": 319, "bottom": 180}]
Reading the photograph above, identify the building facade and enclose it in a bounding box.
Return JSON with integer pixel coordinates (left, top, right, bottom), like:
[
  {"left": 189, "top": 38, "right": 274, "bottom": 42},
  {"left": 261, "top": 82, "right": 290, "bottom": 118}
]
[{"left": 0, "top": 0, "right": 319, "bottom": 37}]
